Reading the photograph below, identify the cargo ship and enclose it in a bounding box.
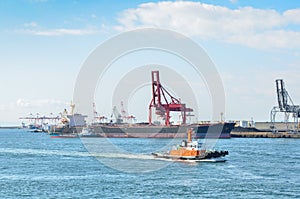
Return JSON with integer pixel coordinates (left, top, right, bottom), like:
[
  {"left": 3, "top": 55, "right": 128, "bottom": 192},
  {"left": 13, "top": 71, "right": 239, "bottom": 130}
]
[
  {"left": 86, "top": 122, "right": 235, "bottom": 139},
  {"left": 49, "top": 120, "right": 235, "bottom": 139},
  {"left": 49, "top": 116, "right": 236, "bottom": 138},
  {"left": 49, "top": 71, "right": 235, "bottom": 138}
]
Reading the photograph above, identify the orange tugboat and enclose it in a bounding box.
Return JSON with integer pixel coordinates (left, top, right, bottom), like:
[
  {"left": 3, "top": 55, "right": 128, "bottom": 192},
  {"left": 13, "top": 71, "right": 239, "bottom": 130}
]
[{"left": 152, "top": 129, "right": 229, "bottom": 162}]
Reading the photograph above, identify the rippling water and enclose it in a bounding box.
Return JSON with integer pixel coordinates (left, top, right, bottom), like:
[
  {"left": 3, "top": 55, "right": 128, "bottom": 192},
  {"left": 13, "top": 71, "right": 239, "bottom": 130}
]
[{"left": 0, "top": 129, "right": 299, "bottom": 198}]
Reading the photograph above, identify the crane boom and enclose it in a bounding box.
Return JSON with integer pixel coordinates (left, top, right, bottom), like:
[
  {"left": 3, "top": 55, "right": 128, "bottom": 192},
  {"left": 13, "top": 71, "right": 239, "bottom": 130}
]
[
  {"left": 271, "top": 79, "right": 300, "bottom": 132},
  {"left": 148, "top": 71, "right": 193, "bottom": 126}
]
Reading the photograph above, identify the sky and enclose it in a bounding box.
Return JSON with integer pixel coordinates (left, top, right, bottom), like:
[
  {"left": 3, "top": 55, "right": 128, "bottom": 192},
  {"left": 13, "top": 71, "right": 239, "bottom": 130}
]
[{"left": 0, "top": 0, "right": 300, "bottom": 125}]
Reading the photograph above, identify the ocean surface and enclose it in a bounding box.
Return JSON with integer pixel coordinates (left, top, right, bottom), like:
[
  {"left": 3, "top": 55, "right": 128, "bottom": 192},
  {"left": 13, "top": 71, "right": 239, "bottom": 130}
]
[{"left": 0, "top": 129, "right": 299, "bottom": 199}]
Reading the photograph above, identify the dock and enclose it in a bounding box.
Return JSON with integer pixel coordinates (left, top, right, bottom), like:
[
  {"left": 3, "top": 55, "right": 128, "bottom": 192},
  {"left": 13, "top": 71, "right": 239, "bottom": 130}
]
[{"left": 231, "top": 131, "right": 300, "bottom": 138}]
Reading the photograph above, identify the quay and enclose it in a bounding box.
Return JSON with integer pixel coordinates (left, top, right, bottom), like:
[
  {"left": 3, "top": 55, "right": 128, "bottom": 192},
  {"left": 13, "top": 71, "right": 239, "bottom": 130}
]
[{"left": 231, "top": 131, "right": 300, "bottom": 138}]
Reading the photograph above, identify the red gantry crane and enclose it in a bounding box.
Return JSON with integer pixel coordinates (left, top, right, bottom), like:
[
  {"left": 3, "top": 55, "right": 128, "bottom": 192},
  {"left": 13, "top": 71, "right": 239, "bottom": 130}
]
[{"left": 148, "top": 71, "right": 193, "bottom": 126}]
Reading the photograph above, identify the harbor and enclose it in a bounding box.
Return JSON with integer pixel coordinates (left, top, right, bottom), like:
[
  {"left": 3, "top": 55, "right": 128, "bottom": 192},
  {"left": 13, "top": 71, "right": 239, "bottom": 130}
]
[
  {"left": 2, "top": 1, "right": 300, "bottom": 198},
  {"left": 20, "top": 71, "right": 237, "bottom": 139},
  {"left": 18, "top": 73, "right": 300, "bottom": 139}
]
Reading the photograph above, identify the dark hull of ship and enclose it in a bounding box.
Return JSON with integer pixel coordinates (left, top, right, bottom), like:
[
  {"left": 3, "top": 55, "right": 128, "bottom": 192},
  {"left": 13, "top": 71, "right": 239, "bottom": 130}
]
[{"left": 88, "top": 122, "right": 235, "bottom": 139}]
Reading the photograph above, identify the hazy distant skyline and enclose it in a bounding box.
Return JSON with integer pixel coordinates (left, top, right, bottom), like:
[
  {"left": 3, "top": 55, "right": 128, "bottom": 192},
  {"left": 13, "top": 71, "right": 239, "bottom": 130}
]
[{"left": 1, "top": 0, "right": 300, "bottom": 125}]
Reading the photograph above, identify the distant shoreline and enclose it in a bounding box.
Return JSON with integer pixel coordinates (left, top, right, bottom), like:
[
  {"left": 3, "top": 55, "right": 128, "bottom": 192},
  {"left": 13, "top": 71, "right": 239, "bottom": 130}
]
[{"left": 0, "top": 126, "right": 21, "bottom": 129}]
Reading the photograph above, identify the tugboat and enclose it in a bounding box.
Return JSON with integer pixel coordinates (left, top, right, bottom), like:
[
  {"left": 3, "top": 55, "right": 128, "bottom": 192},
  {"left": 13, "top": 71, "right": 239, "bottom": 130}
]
[{"left": 152, "top": 129, "right": 229, "bottom": 162}]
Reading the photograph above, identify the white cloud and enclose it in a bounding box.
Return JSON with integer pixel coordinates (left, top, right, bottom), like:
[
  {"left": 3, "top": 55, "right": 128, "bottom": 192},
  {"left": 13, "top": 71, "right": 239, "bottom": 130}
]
[
  {"left": 283, "top": 9, "right": 300, "bottom": 24},
  {"left": 0, "top": 99, "right": 69, "bottom": 124},
  {"left": 29, "top": 0, "right": 48, "bottom": 2},
  {"left": 116, "top": 1, "right": 300, "bottom": 49},
  {"left": 24, "top": 27, "right": 99, "bottom": 36},
  {"left": 24, "top": 21, "right": 38, "bottom": 27},
  {"left": 91, "top": 14, "right": 97, "bottom": 19},
  {"left": 16, "top": 98, "right": 68, "bottom": 108},
  {"left": 16, "top": 99, "right": 31, "bottom": 108}
]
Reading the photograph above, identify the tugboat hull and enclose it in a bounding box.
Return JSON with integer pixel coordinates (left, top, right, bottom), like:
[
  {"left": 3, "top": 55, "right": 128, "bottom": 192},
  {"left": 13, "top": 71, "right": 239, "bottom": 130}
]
[{"left": 152, "top": 150, "right": 228, "bottom": 160}]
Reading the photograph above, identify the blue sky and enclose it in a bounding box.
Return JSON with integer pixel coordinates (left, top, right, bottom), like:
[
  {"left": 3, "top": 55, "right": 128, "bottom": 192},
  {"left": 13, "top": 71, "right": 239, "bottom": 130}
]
[{"left": 0, "top": 0, "right": 300, "bottom": 125}]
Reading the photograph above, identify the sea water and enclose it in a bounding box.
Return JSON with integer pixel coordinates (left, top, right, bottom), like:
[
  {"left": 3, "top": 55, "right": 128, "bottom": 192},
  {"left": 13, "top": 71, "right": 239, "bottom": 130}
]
[{"left": 0, "top": 129, "right": 299, "bottom": 198}]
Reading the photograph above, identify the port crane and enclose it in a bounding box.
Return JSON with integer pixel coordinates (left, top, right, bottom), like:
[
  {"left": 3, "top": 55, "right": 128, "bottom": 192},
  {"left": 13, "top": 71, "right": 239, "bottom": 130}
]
[
  {"left": 120, "top": 101, "right": 136, "bottom": 123},
  {"left": 111, "top": 106, "right": 123, "bottom": 124},
  {"left": 148, "top": 71, "right": 193, "bottom": 126},
  {"left": 270, "top": 79, "right": 300, "bottom": 132},
  {"left": 92, "top": 103, "right": 107, "bottom": 123},
  {"left": 19, "top": 113, "right": 60, "bottom": 129}
]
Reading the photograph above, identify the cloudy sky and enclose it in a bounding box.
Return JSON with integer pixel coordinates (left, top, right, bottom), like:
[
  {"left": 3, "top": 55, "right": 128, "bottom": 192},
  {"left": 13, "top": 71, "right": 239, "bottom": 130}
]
[{"left": 1, "top": 0, "right": 300, "bottom": 125}]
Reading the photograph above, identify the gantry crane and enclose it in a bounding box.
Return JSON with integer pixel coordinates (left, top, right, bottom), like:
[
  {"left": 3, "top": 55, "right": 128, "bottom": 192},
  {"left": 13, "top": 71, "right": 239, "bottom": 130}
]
[
  {"left": 111, "top": 106, "right": 123, "bottom": 124},
  {"left": 92, "top": 102, "right": 107, "bottom": 124},
  {"left": 120, "top": 101, "right": 136, "bottom": 123},
  {"left": 148, "top": 71, "right": 193, "bottom": 126},
  {"left": 270, "top": 79, "right": 300, "bottom": 132}
]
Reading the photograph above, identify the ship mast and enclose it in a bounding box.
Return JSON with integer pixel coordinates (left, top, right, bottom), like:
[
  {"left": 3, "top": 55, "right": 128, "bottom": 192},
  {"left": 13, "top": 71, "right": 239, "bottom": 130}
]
[{"left": 70, "top": 101, "right": 75, "bottom": 115}]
